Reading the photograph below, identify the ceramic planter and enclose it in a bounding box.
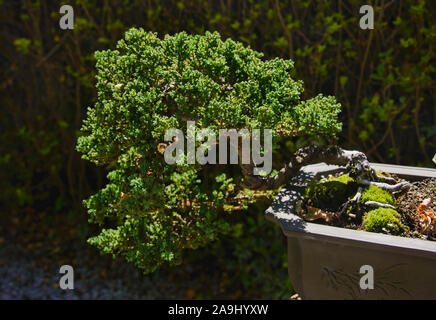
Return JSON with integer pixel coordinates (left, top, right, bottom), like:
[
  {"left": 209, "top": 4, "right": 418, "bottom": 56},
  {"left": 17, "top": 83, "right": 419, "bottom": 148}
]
[{"left": 266, "top": 163, "right": 436, "bottom": 300}]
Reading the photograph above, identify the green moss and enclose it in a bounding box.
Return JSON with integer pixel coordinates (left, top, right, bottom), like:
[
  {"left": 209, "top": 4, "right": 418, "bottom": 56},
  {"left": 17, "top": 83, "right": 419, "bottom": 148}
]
[
  {"left": 330, "top": 174, "right": 354, "bottom": 184},
  {"left": 362, "top": 208, "right": 408, "bottom": 235},
  {"left": 304, "top": 174, "right": 400, "bottom": 221},
  {"left": 361, "top": 185, "right": 395, "bottom": 206},
  {"left": 375, "top": 170, "right": 391, "bottom": 177},
  {"left": 303, "top": 174, "right": 356, "bottom": 211}
]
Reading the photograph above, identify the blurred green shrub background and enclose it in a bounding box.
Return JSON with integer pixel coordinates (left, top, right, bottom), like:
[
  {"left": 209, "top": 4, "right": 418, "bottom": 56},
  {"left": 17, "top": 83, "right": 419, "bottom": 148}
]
[{"left": 0, "top": 0, "right": 434, "bottom": 298}]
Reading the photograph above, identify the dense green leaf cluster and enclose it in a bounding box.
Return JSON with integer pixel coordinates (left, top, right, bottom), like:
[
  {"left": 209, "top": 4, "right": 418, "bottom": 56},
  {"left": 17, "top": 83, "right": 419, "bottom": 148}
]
[{"left": 77, "top": 29, "right": 341, "bottom": 272}]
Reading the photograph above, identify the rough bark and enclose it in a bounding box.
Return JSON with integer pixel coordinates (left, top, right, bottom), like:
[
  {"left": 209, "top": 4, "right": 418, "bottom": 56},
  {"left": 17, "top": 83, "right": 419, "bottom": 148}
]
[
  {"left": 364, "top": 201, "right": 397, "bottom": 209},
  {"left": 239, "top": 144, "right": 412, "bottom": 220},
  {"left": 338, "top": 186, "right": 363, "bottom": 217},
  {"left": 240, "top": 145, "right": 412, "bottom": 194},
  {"left": 240, "top": 145, "right": 372, "bottom": 190}
]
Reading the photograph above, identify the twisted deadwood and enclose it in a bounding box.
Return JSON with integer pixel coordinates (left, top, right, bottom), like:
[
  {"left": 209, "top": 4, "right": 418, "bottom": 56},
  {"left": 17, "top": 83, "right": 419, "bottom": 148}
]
[
  {"left": 239, "top": 145, "right": 412, "bottom": 219},
  {"left": 239, "top": 145, "right": 374, "bottom": 190}
]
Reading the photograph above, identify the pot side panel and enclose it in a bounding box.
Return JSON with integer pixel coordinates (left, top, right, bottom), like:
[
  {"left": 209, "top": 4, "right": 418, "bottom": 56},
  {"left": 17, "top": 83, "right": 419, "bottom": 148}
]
[{"left": 288, "top": 236, "right": 436, "bottom": 300}]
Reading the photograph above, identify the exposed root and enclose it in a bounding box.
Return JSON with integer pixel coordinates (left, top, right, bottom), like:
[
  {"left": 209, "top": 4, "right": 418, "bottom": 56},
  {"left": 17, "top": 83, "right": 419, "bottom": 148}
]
[
  {"left": 374, "top": 174, "right": 397, "bottom": 184},
  {"left": 238, "top": 144, "right": 411, "bottom": 218},
  {"left": 357, "top": 178, "right": 412, "bottom": 193},
  {"left": 364, "top": 201, "right": 396, "bottom": 210},
  {"left": 338, "top": 187, "right": 363, "bottom": 218},
  {"left": 337, "top": 173, "right": 410, "bottom": 219},
  {"left": 240, "top": 145, "right": 375, "bottom": 190},
  {"left": 337, "top": 177, "right": 410, "bottom": 219}
]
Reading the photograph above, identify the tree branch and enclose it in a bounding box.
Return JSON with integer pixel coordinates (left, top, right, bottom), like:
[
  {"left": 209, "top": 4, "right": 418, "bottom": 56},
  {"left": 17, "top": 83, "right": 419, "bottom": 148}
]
[{"left": 240, "top": 145, "right": 372, "bottom": 190}]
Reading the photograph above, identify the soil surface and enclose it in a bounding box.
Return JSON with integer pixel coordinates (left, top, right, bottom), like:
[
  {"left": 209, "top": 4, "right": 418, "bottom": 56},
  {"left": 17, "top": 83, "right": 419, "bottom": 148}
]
[{"left": 397, "top": 177, "right": 436, "bottom": 240}]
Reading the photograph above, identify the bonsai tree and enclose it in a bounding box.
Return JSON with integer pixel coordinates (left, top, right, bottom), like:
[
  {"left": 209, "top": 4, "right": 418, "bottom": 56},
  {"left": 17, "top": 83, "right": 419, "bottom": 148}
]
[{"left": 77, "top": 29, "right": 410, "bottom": 273}]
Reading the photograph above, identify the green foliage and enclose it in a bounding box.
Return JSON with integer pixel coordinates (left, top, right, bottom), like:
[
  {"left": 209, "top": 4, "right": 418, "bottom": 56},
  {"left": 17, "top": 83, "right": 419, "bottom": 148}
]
[
  {"left": 362, "top": 208, "right": 407, "bottom": 235},
  {"left": 77, "top": 29, "right": 341, "bottom": 273},
  {"left": 13, "top": 38, "right": 31, "bottom": 54}
]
